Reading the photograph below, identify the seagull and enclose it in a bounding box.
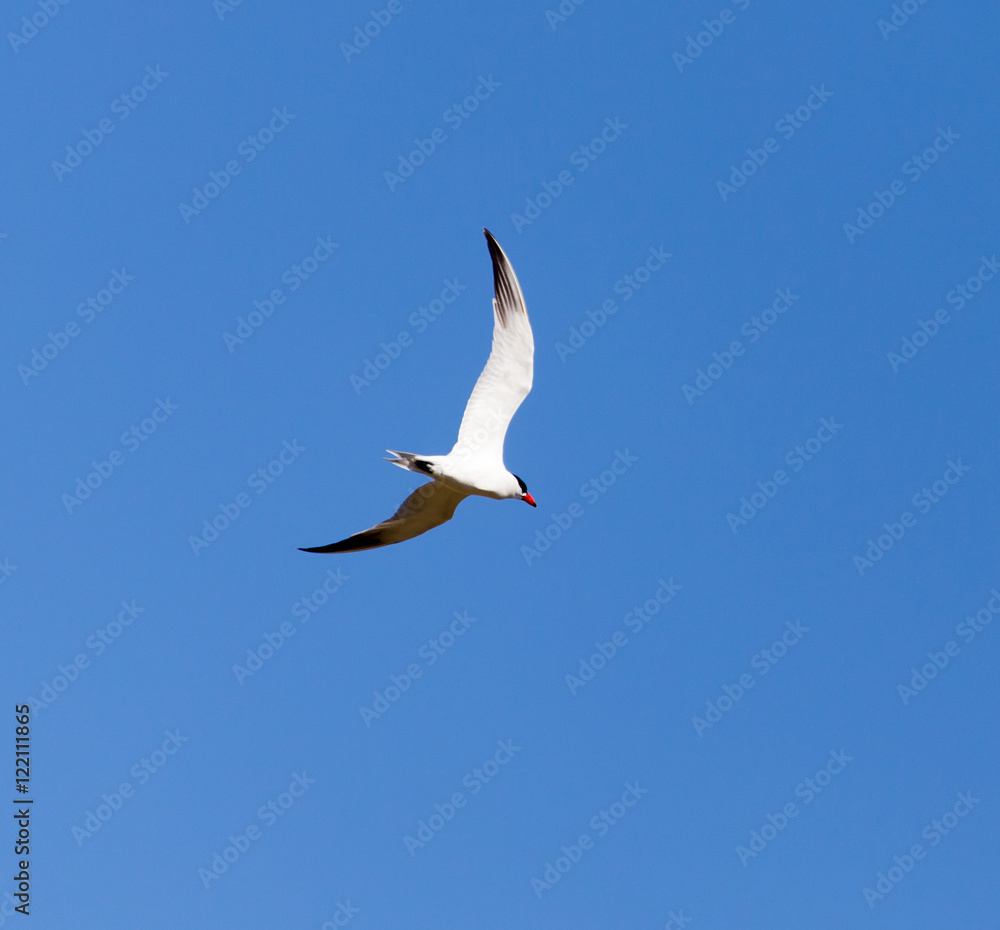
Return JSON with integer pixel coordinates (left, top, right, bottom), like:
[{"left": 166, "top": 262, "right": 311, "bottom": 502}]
[{"left": 300, "top": 229, "right": 536, "bottom": 554}]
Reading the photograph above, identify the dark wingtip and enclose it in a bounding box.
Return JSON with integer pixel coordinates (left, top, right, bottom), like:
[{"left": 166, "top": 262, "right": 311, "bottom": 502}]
[
  {"left": 484, "top": 228, "right": 502, "bottom": 258},
  {"left": 299, "top": 529, "right": 386, "bottom": 554},
  {"left": 484, "top": 229, "right": 518, "bottom": 323}
]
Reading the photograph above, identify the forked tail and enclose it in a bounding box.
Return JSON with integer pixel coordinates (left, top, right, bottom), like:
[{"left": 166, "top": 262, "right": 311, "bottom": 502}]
[{"left": 384, "top": 450, "right": 435, "bottom": 477}]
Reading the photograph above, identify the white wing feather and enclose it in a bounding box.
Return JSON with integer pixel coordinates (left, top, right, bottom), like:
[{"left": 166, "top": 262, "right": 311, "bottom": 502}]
[{"left": 450, "top": 230, "right": 534, "bottom": 466}]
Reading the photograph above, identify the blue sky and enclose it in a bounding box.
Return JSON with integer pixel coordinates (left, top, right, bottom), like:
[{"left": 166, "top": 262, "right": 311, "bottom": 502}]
[{"left": 2, "top": 0, "right": 999, "bottom": 926}]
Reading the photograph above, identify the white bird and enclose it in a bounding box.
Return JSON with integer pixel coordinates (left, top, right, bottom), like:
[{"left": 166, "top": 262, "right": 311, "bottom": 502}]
[{"left": 300, "top": 228, "right": 536, "bottom": 554}]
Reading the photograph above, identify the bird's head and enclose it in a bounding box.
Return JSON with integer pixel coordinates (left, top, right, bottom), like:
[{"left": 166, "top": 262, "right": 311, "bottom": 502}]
[{"left": 513, "top": 474, "right": 536, "bottom": 507}]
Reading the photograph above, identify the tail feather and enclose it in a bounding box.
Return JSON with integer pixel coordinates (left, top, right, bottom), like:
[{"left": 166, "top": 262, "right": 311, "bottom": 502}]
[{"left": 384, "top": 450, "right": 434, "bottom": 476}]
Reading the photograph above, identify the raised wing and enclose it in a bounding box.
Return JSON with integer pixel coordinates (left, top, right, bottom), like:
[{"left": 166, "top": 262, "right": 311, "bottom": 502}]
[
  {"left": 450, "top": 229, "right": 534, "bottom": 466},
  {"left": 299, "top": 481, "right": 468, "bottom": 553}
]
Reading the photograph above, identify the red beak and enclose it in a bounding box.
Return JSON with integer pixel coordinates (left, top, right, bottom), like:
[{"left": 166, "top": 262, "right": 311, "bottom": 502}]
[{"left": 522, "top": 493, "right": 537, "bottom": 507}]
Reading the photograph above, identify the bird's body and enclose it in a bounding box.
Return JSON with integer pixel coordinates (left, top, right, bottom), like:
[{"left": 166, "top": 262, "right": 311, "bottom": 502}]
[
  {"left": 300, "top": 229, "right": 537, "bottom": 554},
  {"left": 383, "top": 451, "right": 521, "bottom": 501}
]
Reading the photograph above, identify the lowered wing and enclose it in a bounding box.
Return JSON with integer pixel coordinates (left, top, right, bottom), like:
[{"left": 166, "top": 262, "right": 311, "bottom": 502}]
[{"left": 299, "top": 481, "right": 469, "bottom": 554}]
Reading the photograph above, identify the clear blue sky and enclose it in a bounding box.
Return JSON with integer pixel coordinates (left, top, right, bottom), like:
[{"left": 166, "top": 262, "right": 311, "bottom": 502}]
[{"left": 2, "top": 0, "right": 999, "bottom": 927}]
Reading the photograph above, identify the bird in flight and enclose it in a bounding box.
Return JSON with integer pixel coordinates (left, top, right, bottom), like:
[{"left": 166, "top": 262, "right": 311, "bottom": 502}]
[{"left": 300, "top": 229, "right": 536, "bottom": 554}]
